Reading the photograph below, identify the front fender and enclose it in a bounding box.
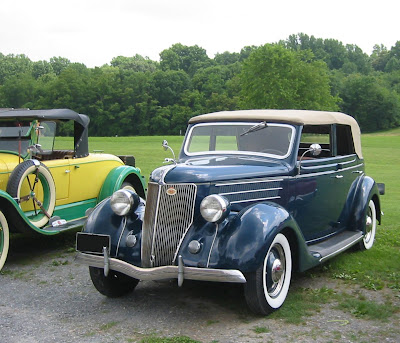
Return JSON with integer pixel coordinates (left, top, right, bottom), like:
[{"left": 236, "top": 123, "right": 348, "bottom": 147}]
[
  {"left": 97, "top": 166, "right": 146, "bottom": 202},
  {"left": 206, "top": 202, "right": 316, "bottom": 273},
  {"left": 0, "top": 190, "right": 46, "bottom": 234},
  {"left": 350, "top": 175, "right": 382, "bottom": 232},
  {"left": 83, "top": 198, "right": 143, "bottom": 266}
]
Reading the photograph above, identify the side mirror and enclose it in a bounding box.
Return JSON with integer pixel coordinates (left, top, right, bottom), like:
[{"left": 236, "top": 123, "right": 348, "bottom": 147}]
[
  {"left": 162, "top": 140, "right": 169, "bottom": 151},
  {"left": 161, "top": 140, "right": 176, "bottom": 164},
  {"left": 298, "top": 143, "right": 322, "bottom": 175},
  {"left": 309, "top": 143, "right": 322, "bottom": 156}
]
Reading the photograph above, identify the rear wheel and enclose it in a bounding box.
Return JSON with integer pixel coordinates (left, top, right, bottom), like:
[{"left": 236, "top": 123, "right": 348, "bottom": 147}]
[
  {"left": 359, "top": 200, "right": 377, "bottom": 250},
  {"left": 244, "top": 233, "right": 292, "bottom": 315},
  {"left": 89, "top": 266, "right": 139, "bottom": 297},
  {"left": 0, "top": 211, "right": 10, "bottom": 271}
]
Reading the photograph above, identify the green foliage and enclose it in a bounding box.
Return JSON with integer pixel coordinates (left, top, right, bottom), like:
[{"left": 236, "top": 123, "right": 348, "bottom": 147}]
[
  {"left": 239, "top": 44, "right": 339, "bottom": 110},
  {"left": 340, "top": 74, "right": 400, "bottom": 131},
  {"left": 1, "top": 36, "right": 400, "bottom": 134}
]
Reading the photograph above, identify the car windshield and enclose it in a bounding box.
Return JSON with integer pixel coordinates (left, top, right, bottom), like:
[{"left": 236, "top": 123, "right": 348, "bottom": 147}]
[{"left": 184, "top": 122, "right": 295, "bottom": 159}]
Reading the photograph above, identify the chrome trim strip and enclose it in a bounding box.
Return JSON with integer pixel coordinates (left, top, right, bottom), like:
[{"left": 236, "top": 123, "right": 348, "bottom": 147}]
[
  {"left": 115, "top": 216, "right": 127, "bottom": 257},
  {"left": 206, "top": 224, "right": 219, "bottom": 268},
  {"left": 76, "top": 252, "right": 246, "bottom": 284},
  {"left": 338, "top": 158, "right": 357, "bottom": 165},
  {"left": 297, "top": 163, "right": 364, "bottom": 178},
  {"left": 219, "top": 187, "right": 282, "bottom": 196},
  {"left": 231, "top": 196, "right": 280, "bottom": 204},
  {"left": 215, "top": 178, "right": 284, "bottom": 187},
  {"left": 319, "top": 235, "right": 363, "bottom": 262}
]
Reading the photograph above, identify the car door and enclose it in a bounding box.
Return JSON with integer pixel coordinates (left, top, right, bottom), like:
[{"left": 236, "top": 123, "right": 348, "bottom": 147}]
[{"left": 291, "top": 124, "right": 359, "bottom": 242}]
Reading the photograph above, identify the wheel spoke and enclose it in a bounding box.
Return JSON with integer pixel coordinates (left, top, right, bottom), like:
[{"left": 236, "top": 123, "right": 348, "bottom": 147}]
[{"left": 33, "top": 197, "right": 51, "bottom": 218}]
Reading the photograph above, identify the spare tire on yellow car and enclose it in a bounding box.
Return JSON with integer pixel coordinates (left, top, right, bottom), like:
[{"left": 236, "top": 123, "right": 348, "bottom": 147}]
[{"left": 6, "top": 159, "right": 56, "bottom": 228}]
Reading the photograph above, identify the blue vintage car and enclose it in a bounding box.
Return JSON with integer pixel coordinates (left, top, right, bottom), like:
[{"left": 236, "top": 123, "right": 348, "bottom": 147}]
[{"left": 76, "top": 109, "right": 384, "bottom": 315}]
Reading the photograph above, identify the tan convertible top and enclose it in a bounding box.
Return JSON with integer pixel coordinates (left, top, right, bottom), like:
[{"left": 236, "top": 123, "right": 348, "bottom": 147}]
[{"left": 189, "top": 109, "right": 363, "bottom": 159}]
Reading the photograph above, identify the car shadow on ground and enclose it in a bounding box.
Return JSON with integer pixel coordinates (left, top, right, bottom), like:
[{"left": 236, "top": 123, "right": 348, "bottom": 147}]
[{"left": 6, "top": 230, "right": 78, "bottom": 265}]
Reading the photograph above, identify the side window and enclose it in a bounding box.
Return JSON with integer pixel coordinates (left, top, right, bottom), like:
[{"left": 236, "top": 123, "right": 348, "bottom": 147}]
[
  {"left": 336, "top": 125, "right": 355, "bottom": 156},
  {"left": 299, "top": 125, "right": 331, "bottom": 158}
]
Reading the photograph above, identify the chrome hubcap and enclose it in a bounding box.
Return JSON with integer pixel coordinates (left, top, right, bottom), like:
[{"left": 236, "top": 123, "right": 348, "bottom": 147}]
[
  {"left": 266, "top": 244, "right": 286, "bottom": 298},
  {"left": 365, "top": 208, "right": 373, "bottom": 242},
  {"left": 271, "top": 259, "right": 283, "bottom": 283}
]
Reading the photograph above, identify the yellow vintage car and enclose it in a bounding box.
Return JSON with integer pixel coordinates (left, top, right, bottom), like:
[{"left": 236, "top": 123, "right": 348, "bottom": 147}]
[{"left": 0, "top": 108, "right": 146, "bottom": 271}]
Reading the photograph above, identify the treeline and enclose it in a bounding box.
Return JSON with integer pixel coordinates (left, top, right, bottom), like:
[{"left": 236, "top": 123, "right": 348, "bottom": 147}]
[{"left": 0, "top": 33, "right": 399, "bottom": 135}]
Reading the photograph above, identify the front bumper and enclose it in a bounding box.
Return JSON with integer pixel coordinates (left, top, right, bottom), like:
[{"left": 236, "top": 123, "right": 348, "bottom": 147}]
[{"left": 75, "top": 252, "right": 246, "bottom": 284}]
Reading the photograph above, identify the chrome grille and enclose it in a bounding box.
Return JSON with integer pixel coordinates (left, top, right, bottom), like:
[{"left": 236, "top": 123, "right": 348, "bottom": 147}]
[{"left": 141, "top": 182, "right": 197, "bottom": 267}]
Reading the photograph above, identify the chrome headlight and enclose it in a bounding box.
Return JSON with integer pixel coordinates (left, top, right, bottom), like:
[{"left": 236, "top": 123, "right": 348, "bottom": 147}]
[
  {"left": 110, "top": 189, "right": 140, "bottom": 216},
  {"left": 200, "top": 195, "right": 230, "bottom": 223}
]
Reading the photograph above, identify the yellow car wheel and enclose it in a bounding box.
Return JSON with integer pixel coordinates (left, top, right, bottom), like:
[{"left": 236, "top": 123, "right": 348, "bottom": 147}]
[
  {"left": 0, "top": 211, "right": 10, "bottom": 271},
  {"left": 7, "top": 160, "right": 56, "bottom": 228}
]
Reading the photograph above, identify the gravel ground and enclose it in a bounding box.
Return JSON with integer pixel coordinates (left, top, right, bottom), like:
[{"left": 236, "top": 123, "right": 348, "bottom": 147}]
[{"left": 0, "top": 232, "right": 399, "bottom": 343}]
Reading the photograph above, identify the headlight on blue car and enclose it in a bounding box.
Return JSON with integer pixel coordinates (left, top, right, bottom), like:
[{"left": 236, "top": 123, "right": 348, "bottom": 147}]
[
  {"left": 110, "top": 189, "right": 140, "bottom": 216},
  {"left": 200, "top": 194, "right": 230, "bottom": 223}
]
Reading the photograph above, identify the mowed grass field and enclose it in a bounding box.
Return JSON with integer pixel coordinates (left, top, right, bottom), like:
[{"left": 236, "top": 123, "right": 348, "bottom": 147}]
[{"left": 57, "top": 129, "right": 400, "bottom": 301}]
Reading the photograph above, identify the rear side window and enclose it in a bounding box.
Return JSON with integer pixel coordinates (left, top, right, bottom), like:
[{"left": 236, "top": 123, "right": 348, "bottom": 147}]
[
  {"left": 336, "top": 125, "right": 355, "bottom": 156},
  {"left": 299, "top": 124, "right": 355, "bottom": 158}
]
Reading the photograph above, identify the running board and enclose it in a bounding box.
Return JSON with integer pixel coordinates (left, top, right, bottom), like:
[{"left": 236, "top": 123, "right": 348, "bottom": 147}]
[
  {"left": 42, "top": 217, "right": 87, "bottom": 233},
  {"left": 308, "top": 231, "right": 363, "bottom": 262}
]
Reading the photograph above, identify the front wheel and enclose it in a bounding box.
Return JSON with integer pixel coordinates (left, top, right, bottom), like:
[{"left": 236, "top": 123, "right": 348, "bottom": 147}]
[
  {"left": 0, "top": 211, "right": 10, "bottom": 271},
  {"left": 89, "top": 266, "right": 139, "bottom": 297},
  {"left": 244, "top": 233, "right": 292, "bottom": 315},
  {"left": 358, "top": 199, "right": 377, "bottom": 250}
]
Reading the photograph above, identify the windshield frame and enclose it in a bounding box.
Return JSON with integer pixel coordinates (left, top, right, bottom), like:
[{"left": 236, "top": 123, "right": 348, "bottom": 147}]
[{"left": 183, "top": 122, "right": 296, "bottom": 160}]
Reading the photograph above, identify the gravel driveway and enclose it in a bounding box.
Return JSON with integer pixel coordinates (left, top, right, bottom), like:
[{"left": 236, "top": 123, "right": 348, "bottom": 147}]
[{"left": 1, "top": 231, "right": 399, "bottom": 343}]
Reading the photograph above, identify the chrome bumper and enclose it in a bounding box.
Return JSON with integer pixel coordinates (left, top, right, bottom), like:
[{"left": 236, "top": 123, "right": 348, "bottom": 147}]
[{"left": 75, "top": 252, "right": 246, "bottom": 284}]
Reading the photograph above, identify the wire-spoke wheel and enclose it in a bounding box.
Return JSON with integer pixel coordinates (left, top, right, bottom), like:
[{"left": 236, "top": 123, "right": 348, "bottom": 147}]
[
  {"left": 7, "top": 160, "right": 56, "bottom": 228},
  {"left": 244, "top": 233, "right": 292, "bottom": 315},
  {"left": 0, "top": 211, "right": 10, "bottom": 271},
  {"left": 359, "top": 199, "right": 377, "bottom": 250}
]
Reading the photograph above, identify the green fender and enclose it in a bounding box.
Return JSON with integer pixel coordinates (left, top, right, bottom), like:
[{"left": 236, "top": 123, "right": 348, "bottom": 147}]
[
  {"left": 0, "top": 190, "right": 55, "bottom": 235},
  {"left": 97, "top": 166, "right": 147, "bottom": 202}
]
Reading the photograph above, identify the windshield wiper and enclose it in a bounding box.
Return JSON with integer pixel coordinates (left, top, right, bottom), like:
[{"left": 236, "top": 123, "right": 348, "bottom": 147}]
[{"left": 240, "top": 121, "right": 268, "bottom": 136}]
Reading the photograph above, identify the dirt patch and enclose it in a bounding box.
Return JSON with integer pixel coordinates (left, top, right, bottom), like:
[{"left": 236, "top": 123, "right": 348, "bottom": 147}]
[{"left": 1, "top": 232, "right": 399, "bottom": 343}]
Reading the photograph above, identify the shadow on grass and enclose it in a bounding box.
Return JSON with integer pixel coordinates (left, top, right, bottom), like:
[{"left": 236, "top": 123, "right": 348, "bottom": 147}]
[{"left": 6, "top": 229, "right": 79, "bottom": 265}]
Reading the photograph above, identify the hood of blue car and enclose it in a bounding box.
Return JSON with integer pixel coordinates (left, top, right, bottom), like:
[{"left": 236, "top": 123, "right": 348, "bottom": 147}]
[{"left": 150, "top": 155, "right": 290, "bottom": 184}]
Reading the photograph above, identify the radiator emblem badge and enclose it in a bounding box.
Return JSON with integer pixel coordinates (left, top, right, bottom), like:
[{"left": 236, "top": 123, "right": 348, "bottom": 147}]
[{"left": 166, "top": 187, "right": 177, "bottom": 196}]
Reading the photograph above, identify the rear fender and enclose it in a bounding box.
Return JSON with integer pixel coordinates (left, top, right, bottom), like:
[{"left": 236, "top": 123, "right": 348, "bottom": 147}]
[
  {"left": 97, "top": 166, "right": 146, "bottom": 202},
  {"left": 350, "top": 176, "right": 382, "bottom": 232}
]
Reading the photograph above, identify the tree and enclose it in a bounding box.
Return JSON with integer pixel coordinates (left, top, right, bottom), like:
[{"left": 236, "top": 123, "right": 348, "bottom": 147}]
[
  {"left": 340, "top": 74, "right": 400, "bottom": 131},
  {"left": 239, "top": 44, "right": 339, "bottom": 111},
  {"left": 370, "top": 45, "right": 390, "bottom": 71},
  {"left": 160, "top": 43, "right": 211, "bottom": 76},
  {"left": 110, "top": 55, "right": 158, "bottom": 73}
]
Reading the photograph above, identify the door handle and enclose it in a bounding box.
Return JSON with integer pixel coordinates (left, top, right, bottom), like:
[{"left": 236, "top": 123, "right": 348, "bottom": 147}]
[
  {"left": 331, "top": 175, "right": 343, "bottom": 179},
  {"left": 65, "top": 170, "right": 71, "bottom": 173}
]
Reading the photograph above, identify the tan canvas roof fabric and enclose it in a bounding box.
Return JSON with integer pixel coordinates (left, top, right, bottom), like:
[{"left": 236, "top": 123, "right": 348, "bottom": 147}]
[{"left": 189, "top": 109, "right": 363, "bottom": 159}]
